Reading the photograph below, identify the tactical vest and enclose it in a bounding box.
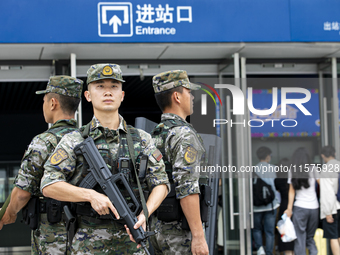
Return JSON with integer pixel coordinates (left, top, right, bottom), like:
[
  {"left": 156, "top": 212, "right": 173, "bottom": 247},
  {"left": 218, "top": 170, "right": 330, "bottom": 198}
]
[
  {"left": 46, "top": 121, "right": 78, "bottom": 145},
  {"left": 151, "top": 118, "right": 205, "bottom": 180},
  {"left": 151, "top": 118, "right": 209, "bottom": 226},
  {"left": 75, "top": 123, "right": 146, "bottom": 220}
]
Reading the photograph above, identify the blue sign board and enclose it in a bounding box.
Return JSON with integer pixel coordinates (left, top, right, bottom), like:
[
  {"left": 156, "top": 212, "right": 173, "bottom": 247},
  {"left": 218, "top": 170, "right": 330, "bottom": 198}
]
[
  {"left": 0, "top": 0, "right": 339, "bottom": 43},
  {"left": 250, "top": 89, "right": 320, "bottom": 138},
  {"left": 290, "top": 0, "right": 340, "bottom": 42}
]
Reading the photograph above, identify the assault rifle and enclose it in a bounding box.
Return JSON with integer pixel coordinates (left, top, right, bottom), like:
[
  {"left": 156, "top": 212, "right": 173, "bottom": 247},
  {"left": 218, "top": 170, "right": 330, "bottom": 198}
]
[{"left": 74, "top": 137, "right": 153, "bottom": 255}]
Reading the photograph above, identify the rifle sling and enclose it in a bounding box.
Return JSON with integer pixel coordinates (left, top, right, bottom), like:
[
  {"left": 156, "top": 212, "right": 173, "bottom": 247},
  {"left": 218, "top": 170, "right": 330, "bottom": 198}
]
[{"left": 126, "top": 127, "right": 149, "bottom": 224}]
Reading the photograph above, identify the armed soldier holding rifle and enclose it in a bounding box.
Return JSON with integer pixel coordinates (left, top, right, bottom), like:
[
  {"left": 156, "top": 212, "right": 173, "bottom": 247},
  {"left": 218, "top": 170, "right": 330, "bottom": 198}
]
[
  {"left": 40, "top": 63, "right": 169, "bottom": 254},
  {"left": 0, "top": 76, "right": 83, "bottom": 254}
]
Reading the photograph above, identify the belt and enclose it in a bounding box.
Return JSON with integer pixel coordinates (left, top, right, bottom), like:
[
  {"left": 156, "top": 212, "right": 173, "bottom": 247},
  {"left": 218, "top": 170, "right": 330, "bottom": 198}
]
[
  {"left": 38, "top": 198, "right": 68, "bottom": 214},
  {"left": 39, "top": 198, "right": 47, "bottom": 213},
  {"left": 76, "top": 203, "right": 112, "bottom": 220},
  {"left": 78, "top": 215, "right": 125, "bottom": 230},
  {"left": 39, "top": 213, "right": 66, "bottom": 226}
]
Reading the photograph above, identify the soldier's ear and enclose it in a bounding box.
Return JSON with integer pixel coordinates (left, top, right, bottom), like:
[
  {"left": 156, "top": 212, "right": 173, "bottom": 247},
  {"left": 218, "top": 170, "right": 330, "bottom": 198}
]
[
  {"left": 50, "top": 97, "right": 58, "bottom": 110},
  {"left": 173, "top": 92, "right": 181, "bottom": 104},
  {"left": 84, "top": 90, "right": 91, "bottom": 102},
  {"left": 121, "top": 91, "right": 125, "bottom": 102}
]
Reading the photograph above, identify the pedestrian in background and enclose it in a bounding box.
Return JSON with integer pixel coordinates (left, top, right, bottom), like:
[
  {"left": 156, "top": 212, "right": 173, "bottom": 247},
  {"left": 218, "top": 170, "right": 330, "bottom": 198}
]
[
  {"left": 320, "top": 145, "right": 340, "bottom": 255},
  {"left": 285, "top": 147, "right": 319, "bottom": 255},
  {"left": 253, "top": 146, "right": 280, "bottom": 255},
  {"left": 275, "top": 158, "right": 294, "bottom": 255}
]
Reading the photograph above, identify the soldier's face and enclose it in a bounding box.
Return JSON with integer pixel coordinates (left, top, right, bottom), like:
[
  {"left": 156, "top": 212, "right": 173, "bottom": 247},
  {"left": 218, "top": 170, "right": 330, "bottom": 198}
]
[
  {"left": 85, "top": 79, "right": 125, "bottom": 113},
  {"left": 182, "top": 88, "right": 194, "bottom": 116},
  {"left": 42, "top": 94, "right": 53, "bottom": 123}
]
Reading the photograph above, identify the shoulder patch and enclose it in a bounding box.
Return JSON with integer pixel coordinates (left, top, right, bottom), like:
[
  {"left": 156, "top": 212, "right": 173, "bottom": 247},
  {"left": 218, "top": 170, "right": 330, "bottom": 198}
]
[
  {"left": 184, "top": 146, "right": 197, "bottom": 164},
  {"left": 50, "top": 148, "right": 68, "bottom": 165},
  {"left": 152, "top": 149, "right": 163, "bottom": 162}
]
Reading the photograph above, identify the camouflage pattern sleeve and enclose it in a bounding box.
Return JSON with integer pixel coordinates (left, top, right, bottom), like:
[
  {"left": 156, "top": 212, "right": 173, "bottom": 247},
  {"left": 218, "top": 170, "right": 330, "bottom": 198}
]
[
  {"left": 14, "top": 133, "right": 58, "bottom": 196},
  {"left": 166, "top": 126, "right": 204, "bottom": 199},
  {"left": 137, "top": 129, "right": 170, "bottom": 193},
  {"left": 41, "top": 131, "right": 84, "bottom": 191}
]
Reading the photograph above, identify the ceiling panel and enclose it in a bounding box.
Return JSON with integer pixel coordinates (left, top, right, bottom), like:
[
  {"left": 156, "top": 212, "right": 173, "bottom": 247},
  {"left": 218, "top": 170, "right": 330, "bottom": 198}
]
[
  {"left": 160, "top": 43, "right": 243, "bottom": 59},
  {"left": 326, "top": 48, "right": 340, "bottom": 58},
  {"left": 1, "top": 42, "right": 340, "bottom": 64},
  {"left": 40, "top": 43, "right": 169, "bottom": 60},
  {"left": 0, "top": 66, "right": 52, "bottom": 82},
  {"left": 0, "top": 44, "right": 44, "bottom": 60},
  {"left": 240, "top": 43, "right": 340, "bottom": 58}
]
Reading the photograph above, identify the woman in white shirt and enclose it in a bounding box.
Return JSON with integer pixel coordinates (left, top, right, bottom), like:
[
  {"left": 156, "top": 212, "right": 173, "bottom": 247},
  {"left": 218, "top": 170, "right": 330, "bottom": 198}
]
[{"left": 284, "top": 147, "right": 319, "bottom": 255}]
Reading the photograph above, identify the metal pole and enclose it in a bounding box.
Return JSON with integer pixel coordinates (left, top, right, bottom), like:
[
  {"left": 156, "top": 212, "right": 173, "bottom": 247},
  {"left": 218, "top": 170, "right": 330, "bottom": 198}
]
[
  {"left": 219, "top": 72, "right": 225, "bottom": 165},
  {"left": 240, "top": 58, "right": 247, "bottom": 228},
  {"left": 324, "top": 98, "right": 329, "bottom": 146},
  {"left": 48, "top": 60, "right": 57, "bottom": 129},
  {"left": 226, "top": 96, "right": 234, "bottom": 230},
  {"left": 241, "top": 57, "right": 252, "bottom": 255},
  {"left": 318, "top": 71, "right": 326, "bottom": 147},
  {"left": 234, "top": 53, "right": 245, "bottom": 255},
  {"left": 70, "top": 53, "right": 82, "bottom": 127},
  {"left": 225, "top": 96, "right": 233, "bottom": 255},
  {"left": 332, "top": 58, "right": 339, "bottom": 157}
]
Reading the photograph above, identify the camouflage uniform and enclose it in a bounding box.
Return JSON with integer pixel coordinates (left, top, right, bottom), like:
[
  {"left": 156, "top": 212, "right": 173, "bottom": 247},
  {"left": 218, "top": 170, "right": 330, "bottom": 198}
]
[
  {"left": 41, "top": 63, "right": 170, "bottom": 255},
  {"left": 14, "top": 76, "right": 83, "bottom": 255},
  {"left": 150, "top": 70, "right": 206, "bottom": 255}
]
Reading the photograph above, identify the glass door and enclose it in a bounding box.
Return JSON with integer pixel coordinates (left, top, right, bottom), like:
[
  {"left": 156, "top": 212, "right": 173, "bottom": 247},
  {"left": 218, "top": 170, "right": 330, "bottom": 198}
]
[
  {"left": 220, "top": 99, "right": 253, "bottom": 255},
  {"left": 219, "top": 54, "right": 253, "bottom": 255}
]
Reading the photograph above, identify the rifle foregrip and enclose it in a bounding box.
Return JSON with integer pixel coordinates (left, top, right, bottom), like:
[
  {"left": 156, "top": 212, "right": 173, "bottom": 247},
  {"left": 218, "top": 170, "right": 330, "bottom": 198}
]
[{"left": 79, "top": 172, "right": 97, "bottom": 189}]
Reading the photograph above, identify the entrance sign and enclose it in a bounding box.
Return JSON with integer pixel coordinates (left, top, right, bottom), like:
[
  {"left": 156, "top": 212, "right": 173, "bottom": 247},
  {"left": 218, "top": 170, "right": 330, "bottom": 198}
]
[
  {"left": 98, "top": 3, "right": 133, "bottom": 37},
  {"left": 1, "top": 0, "right": 339, "bottom": 43}
]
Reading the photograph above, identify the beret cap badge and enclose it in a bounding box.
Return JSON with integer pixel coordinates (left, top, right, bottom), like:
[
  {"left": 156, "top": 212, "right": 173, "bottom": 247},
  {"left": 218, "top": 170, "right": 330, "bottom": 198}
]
[{"left": 102, "top": 65, "right": 113, "bottom": 76}]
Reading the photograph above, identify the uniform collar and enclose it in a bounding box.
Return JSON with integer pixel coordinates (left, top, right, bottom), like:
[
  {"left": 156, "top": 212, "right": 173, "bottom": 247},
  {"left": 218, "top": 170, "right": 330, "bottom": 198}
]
[
  {"left": 161, "top": 113, "right": 188, "bottom": 123},
  {"left": 161, "top": 112, "right": 194, "bottom": 128},
  {"left": 50, "top": 119, "right": 77, "bottom": 129},
  {"left": 89, "top": 114, "right": 127, "bottom": 133}
]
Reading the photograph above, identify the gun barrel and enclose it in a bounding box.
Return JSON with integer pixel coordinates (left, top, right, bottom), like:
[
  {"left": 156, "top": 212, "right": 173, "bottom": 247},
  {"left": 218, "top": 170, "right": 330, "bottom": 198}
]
[
  {"left": 141, "top": 241, "right": 151, "bottom": 255},
  {"left": 0, "top": 192, "right": 11, "bottom": 220}
]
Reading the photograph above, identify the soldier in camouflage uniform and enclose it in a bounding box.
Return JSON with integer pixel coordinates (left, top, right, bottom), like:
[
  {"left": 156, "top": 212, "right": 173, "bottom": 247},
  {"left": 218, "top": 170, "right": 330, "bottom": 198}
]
[
  {"left": 0, "top": 76, "right": 83, "bottom": 255},
  {"left": 41, "top": 63, "right": 170, "bottom": 255},
  {"left": 150, "top": 70, "right": 209, "bottom": 255}
]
